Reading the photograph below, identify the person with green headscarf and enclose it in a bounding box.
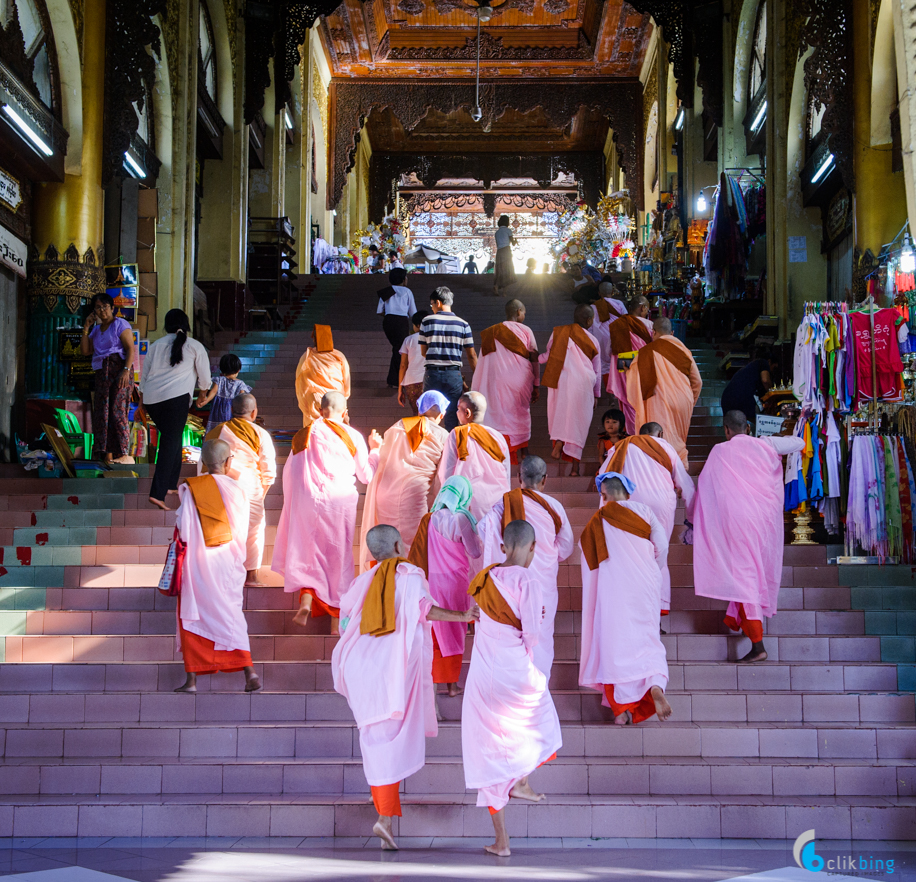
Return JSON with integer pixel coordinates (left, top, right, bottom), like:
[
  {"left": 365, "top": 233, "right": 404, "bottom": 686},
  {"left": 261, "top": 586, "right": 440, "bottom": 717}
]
[{"left": 409, "top": 475, "right": 482, "bottom": 701}]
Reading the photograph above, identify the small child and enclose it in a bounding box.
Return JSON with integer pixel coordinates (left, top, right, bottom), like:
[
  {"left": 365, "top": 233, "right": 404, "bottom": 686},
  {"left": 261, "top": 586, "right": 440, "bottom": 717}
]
[
  {"left": 597, "top": 408, "right": 627, "bottom": 459},
  {"left": 197, "top": 354, "right": 252, "bottom": 430},
  {"left": 398, "top": 309, "right": 430, "bottom": 415}
]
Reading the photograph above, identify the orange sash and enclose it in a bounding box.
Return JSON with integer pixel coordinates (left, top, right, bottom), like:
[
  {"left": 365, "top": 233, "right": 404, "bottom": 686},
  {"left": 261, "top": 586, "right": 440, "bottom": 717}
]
[
  {"left": 206, "top": 417, "right": 261, "bottom": 454},
  {"left": 468, "top": 564, "right": 522, "bottom": 630},
  {"left": 480, "top": 323, "right": 532, "bottom": 360},
  {"left": 291, "top": 419, "right": 357, "bottom": 456},
  {"left": 361, "top": 557, "right": 409, "bottom": 637},
  {"left": 542, "top": 324, "right": 599, "bottom": 389},
  {"left": 609, "top": 315, "right": 652, "bottom": 357},
  {"left": 402, "top": 416, "right": 428, "bottom": 453},
  {"left": 636, "top": 337, "right": 695, "bottom": 400},
  {"left": 591, "top": 299, "right": 623, "bottom": 323},
  {"left": 455, "top": 424, "right": 505, "bottom": 463},
  {"left": 407, "top": 512, "right": 431, "bottom": 576},
  {"left": 501, "top": 488, "right": 562, "bottom": 536},
  {"left": 603, "top": 435, "right": 674, "bottom": 479},
  {"left": 580, "top": 502, "right": 652, "bottom": 571},
  {"left": 314, "top": 324, "right": 334, "bottom": 352},
  {"left": 185, "top": 475, "right": 232, "bottom": 547}
]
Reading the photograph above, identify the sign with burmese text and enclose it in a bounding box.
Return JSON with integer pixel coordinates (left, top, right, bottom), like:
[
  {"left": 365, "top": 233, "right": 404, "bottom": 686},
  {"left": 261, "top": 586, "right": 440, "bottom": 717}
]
[
  {"left": 0, "top": 168, "right": 23, "bottom": 213},
  {"left": 0, "top": 225, "right": 27, "bottom": 278}
]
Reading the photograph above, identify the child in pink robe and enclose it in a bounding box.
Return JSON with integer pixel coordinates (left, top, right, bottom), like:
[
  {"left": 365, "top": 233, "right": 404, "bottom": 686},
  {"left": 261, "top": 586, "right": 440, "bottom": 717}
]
[
  {"left": 579, "top": 472, "right": 672, "bottom": 726},
  {"left": 606, "top": 298, "right": 654, "bottom": 434},
  {"left": 332, "top": 525, "right": 479, "bottom": 850},
  {"left": 462, "top": 520, "right": 562, "bottom": 857},
  {"left": 471, "top": 300, "right": 539, "bottom": 463}
]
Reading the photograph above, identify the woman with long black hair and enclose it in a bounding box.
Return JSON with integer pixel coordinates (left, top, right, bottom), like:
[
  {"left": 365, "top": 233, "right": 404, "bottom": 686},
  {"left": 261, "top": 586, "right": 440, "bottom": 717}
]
[{"left": 139, "top": 309, "right": 211, "bottom": 510}]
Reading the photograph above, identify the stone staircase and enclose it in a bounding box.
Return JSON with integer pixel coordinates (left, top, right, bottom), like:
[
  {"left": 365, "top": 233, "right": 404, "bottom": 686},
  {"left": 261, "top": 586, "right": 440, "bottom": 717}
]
[{"left": 0, "top": 274, "right": 913, "bottom": 842}]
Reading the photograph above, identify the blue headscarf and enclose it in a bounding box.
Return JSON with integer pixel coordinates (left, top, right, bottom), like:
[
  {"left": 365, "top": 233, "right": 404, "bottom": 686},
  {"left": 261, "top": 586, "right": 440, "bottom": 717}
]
[
  {"left": 417, "top": 390, "right": 450, "bottom": 417},
  {"left": 431, "top": 475, "right": 476, "bottom": 527},
  {"left": 595, "top": 471, "right": 636, "bottom": 495}
]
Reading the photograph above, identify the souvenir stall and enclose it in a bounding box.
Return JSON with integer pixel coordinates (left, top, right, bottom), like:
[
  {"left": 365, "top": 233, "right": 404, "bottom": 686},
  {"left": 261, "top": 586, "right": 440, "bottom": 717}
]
[
  {"left": 549, "top": 196, "right": 636, "bottom": 277},
  {"left": 353, "top": 215, "right": 407, "bottom": 273}
]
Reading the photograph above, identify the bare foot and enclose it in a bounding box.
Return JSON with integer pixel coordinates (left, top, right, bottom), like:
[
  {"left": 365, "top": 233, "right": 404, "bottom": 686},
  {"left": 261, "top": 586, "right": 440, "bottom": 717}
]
[
  {"left": 509, "top": 779, "right": 545, "bottom": 803},
  {"left": 551, "top": 440, "right": 563, "bottom": 460},
  {"left": 373, "top": 820, "right": 398, "bottom": 850},
  {"left": 244, "top": 672, "right": 262, "bottom": 692},
  {"left": 614, "top": 710, "right": 632, "bottom": 726},
  {"left": 113, "top": 455, "right": 135, "bottom": 464},
  {"left": 485, "top": 843, "right": 511, "bottom": 857},
  {"left": 570, "top": 463, "right": 581, "bottom": 477},
  {"left": 174, "top": 674, "right": 197, "bottom": 693},
  {"left": 737, "top": 646, "right": 768, "bottom": 664},
  {"left": 435, "top": 694, "right": 443, "bottom": 722},
  {"left": 245, "top": 570, "right": 267, "bottom": 587},
  {"left": 292, "top": 608, "right": 311, "bottom": 628},
  {"left": 330, "top": 617, "right": 340, "bottom": 636},
  {"left": 149, "top": 496, "right": 170, "bottom": 511},
  {"left": 447, "top": 682, "right": 463, "bottom": 697},
  {"left": 651, "top": 686, "right": 673, "bottom": 721}
]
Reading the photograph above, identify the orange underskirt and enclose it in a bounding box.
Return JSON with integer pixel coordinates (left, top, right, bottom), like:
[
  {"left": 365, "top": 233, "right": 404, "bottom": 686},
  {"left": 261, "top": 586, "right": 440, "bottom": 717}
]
[
  {"left": 723, "top": 603, "right": 764, "bottom": 643},
  {"left": 299, "top": 587, "right": 339, "bottom": 618},
  {"left": 178, "top": 622, "right": 252, "bottom": 675},
  {"left": 502, "top": 435, "right": 529, "bottom": 466},
  {"left": 561, "top": 453, "right": 580, "bottom": 464},
  {"left": 371, "top": 782, "right": 402, "bottom": 817},
  {"left": 604, "top": 684, "right": 657, "bottom": 725},
  {"left": 432, "top": 631, "right": 463, "bottom": 683}
]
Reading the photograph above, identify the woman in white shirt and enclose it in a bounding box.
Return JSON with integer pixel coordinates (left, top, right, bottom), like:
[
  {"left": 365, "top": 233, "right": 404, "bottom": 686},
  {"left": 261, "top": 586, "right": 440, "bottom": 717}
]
[
  {"left": 138, "top": 309, "right": 211, "bottom": 510},
  {"left": 377, "top": 267, "right": 418, "bottom": 388},
  {"left": 493, "top": 215, "right": 518, "bottom": 297}
]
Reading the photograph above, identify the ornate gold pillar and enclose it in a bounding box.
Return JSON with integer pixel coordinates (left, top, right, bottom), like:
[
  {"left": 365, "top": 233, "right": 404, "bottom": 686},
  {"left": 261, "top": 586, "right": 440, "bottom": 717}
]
[{"left": 27, "top": 0, "right": 106, "bottom": 396}]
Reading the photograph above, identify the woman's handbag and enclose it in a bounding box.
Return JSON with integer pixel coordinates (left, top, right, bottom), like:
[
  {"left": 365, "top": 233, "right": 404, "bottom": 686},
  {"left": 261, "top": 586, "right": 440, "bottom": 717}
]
[{"left": 158, "top": 527, "right": 187, "bottom": 597}]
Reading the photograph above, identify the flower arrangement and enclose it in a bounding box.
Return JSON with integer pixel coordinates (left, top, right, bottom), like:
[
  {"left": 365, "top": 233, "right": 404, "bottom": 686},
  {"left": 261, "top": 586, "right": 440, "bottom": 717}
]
[
  {"left": 549, "top": 200, "right": 636, "bottom": 270},
  {"left": 354, "top": 215, "right": 407, "bottom": 272}
]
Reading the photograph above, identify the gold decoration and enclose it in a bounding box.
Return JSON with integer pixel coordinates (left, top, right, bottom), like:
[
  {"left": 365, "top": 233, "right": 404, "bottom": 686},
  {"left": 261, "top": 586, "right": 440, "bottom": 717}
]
[
  {"left": 643, "top": 60, "right": 658, "bottom": 140},
  {"left": 792, "top": 504, "right": 816, "bottom": 545},
  {"left": 222, "top": 0, "right": 238, "bottom": 97},
  {"left": 311, "top": 61, "right": 329, "bottom": 158},
  {"left": 67, "top": 0, "right": 84, "bottom": 60}
]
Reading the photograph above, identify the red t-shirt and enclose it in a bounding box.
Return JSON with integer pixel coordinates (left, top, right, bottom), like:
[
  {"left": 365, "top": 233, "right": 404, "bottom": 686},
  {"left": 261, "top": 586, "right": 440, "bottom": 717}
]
[{"left": 850, "top": 309, "right": 904, "bottom": 404}]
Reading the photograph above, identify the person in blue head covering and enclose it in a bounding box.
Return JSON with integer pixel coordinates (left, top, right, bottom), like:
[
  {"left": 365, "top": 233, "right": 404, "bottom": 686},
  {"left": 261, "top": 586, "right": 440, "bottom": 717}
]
[{"left": 416, "top": 389, "right": 449, "bottom": 419}]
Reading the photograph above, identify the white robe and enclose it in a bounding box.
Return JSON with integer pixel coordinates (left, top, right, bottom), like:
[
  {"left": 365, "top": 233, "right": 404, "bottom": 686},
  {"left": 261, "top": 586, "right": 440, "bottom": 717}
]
[
  {"left": 437, "top": 425, "right": 511, "bottom": 523},
  {"left": 332, "top": 562, "right": 437, "bottom": 786}
]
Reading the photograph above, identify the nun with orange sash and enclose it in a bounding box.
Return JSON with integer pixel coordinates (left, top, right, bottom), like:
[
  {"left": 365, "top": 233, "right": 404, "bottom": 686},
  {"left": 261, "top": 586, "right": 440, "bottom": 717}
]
[
  {"left": 174, "top": 439, "right": 261, "bottom": 694},
  {"left": 295, "top": 324, "right": 351, "bottom": 427},
  {"left": 538, "top": 304, "right": 602, "bottom": 476},
  {"left": 407, "top": 476, "right": 481, "bottom": 698},
  {"left": 579, "top": 472, "right": 672, "bottom": 727},
  {"left": 272, "top": 391, "right": 381, "bottom": 629},
  {"left": 332, "top": 524, "right": 478, "bottom": 851},
  {"left": 606, "top": 296, "right": 654, "bottom": 434}
]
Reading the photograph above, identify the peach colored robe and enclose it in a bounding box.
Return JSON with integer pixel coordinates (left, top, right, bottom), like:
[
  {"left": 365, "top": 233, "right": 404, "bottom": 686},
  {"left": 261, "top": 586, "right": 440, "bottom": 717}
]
[
  {"left": 626, "top": 334, "right": 703, "bottom": 466},
  {"left": 332, "top": 561, "right": 437, "bottom": 786},
  {"left": 471, "top": 321, "right": 539, "bottom": 448},
  {"left": 478, "top": 490, "right": 574, "bottom": 676},
  {"left": 606, "top": 316, "right": 654, "bottom": 433},
  {"left": 272, "top": 418, "right": 377, "bottom": 610},
  {"left": 579, "top": 501, "right": 669, "bottom": 707},
  {"left": 538, "top": 328, "right": 602, "bottom": 461},
  {"left": 295, "top": 348, "right": 351, "bottom": 427},
  {"left": 175, "top": 474, "right": 250, "bottom": 653},
  {"left": 600, "top": 436, "right": 695, "bottom": 611},
  {"left": 461, "top": 565, "right": 562, "bottom": 811},
  {"left": 437, "top": 425, "right": 511, "bottom": 523},
  {"left": 358, "top": 417, "right": 448, "bottom": 572}
]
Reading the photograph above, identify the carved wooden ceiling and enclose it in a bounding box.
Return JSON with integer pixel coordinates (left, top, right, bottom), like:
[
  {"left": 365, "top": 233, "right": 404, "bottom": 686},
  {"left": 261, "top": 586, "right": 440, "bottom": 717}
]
[{"left": 319, "top": 0, "right": 652, "bottom": 78}]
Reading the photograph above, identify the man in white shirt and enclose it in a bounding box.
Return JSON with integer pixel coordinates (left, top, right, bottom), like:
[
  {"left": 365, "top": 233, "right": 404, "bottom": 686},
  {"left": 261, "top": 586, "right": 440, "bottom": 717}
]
[
  {"left": 378, "top": 267, "right": 418, "bottom": 388},
  {"left": 398, "top": 310, "right": 429, "bottom": 415}
]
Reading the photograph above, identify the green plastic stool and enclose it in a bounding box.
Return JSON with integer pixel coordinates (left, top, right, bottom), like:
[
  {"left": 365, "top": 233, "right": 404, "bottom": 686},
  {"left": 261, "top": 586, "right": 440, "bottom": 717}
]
[{"left": 54, "top": 408, "right": 93, "bottom": 459}]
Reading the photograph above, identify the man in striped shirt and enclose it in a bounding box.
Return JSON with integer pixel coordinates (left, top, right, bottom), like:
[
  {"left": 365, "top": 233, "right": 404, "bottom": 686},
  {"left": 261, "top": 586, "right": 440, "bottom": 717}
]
[{"left": 420, "top": 287, "right": 477, "bottom": 430}]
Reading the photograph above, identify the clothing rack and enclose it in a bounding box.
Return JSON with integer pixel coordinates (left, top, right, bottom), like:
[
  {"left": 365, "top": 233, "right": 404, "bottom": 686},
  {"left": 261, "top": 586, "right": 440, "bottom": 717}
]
[{"left": 723, "top": 167, "right": 765, "bottom": 186}]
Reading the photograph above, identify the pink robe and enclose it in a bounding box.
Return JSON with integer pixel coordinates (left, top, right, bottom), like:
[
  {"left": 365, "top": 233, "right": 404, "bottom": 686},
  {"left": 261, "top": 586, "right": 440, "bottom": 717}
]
[
  {"left": 591, "top": 297, "right": 627, "bottom": 378},
  {"left": 600, "top": 437, "right": 695, "bottom": 610},
  {"left": 687, "top": 434, "right": 804, "bottom": 618},
  {"left": 538, "top": 328, "right": 602, "bottom": 461},
  {"left": 461, "top": 565, "right": 562, "bottom": 811},
  {"left": 358, "top": 417, "right": 448, "bottom": 572},
  {"left": 331, "top": 561, "right": 437, "bottom": 786},
  {"left": 606, "top": 316, "right": 654, "bottom": 433},
  {"left": 471, "top": 321, "right": 539, "bottom": 448},
  {"left": 272, "top": 418, "right": 377, "bottom": 609},
  {"left": 579, "top": 501, "right": 669, "bottom": 705},
  {"left": 427, "top": 508, "right": 481, "bottom": 658},
  {"left": 437, "top": 426, "right": 511, "bottom": 523},
  {"left": 175, "top": 474, "right": 250, "bottom": 653},
  {"left": 478, "top": 491, "right": 574, "bottom": 675},
  {"left": 626, "top": 335, "right": 703, "bottom": 465},
  {"left": 202, "top": 423, "right": 276, "bottom": 571}
]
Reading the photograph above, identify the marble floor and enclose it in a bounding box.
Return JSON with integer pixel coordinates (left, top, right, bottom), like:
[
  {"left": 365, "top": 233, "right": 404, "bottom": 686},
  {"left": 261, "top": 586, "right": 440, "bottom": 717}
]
[{"left": 0, "top": 840, "right": 913, "bottom": 881}]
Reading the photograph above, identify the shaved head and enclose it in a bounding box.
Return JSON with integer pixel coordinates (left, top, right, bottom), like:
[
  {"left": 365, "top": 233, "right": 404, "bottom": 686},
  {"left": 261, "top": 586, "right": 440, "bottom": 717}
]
[
  {"left": 654, "top": 317, "right": 672, "bottom": 336},
  {"left": 600, "top": 476, "right": 630, "bottom": 501},
  {"left": 723, "top": 409, "right": 749, "bottom": 436},
  {"left": 574, "top": 303, "right": 595, "bottom": 328},
  {"left": 459, "top": 391, "right": 487, "bottom": 422},
  {"left": 505, "top": 299, "right": 525, "bottom": 320},
  {"left": 201, "top": 438, "right": 232, "bottom": 472},
  {"left": 366, "top": 524, "right": 401, "bottom": 561},
  {"left": 321, "top": 390, "right": 347, "bottom": 417},
  {"left": 519, "top": 455, "right": 547, "bottom": 488},
  {"left": 598, "top": 281, "right": 617, "bottom": 297},
  {"left": 503, "top": 519, "right": 536, "bottom": 550},
  {"left": 232, "top": 393, "right": 257, "bottom": 416},
  {"left": 639, "top": 422, "right": 663, "bottom": 437},
  {"left": 629, "top": 296, "right": 649, "bottom": 316}
]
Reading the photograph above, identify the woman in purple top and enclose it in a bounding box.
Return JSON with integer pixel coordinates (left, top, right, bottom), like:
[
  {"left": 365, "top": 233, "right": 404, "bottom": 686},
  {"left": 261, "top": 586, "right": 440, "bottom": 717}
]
[{"left": 80, "top": 292, "right": 136, "bottom": 464}]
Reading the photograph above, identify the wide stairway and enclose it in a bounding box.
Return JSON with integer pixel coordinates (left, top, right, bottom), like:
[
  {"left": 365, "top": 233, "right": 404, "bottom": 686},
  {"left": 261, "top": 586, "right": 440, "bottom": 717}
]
[{"left": 0, "top": 274, "right": 913, "bottom": 842}]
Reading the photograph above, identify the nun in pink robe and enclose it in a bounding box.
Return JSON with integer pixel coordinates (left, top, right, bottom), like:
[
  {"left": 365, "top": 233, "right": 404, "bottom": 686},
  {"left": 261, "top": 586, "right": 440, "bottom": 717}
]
[
  {"left": 471, "top": 319, "right": 539, "bottom": 459},
  {"left": 462, "top": 563, "right": 562, "bottom": 812},
  {"left": 272, "top": 416, "right": 378, "bottom": 615},
  {"left": 606, "top": 312, "right": 654, "bottom": 434},
  {"left": 590, "top": 287, "right": 627, "bottom": 387},
  {"left": 600, "top": 433, "right": 695, "bottom": 612}
]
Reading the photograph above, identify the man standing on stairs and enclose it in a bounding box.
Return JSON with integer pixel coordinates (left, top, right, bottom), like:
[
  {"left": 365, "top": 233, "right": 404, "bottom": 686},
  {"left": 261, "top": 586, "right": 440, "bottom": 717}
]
[
  {"left": 625, "top": 317, "right": 703, "bottom": 466},
  {"left": 203, "top": 393, "right": 276, "bottom": 588},
  {"left": 462, "top": 519, "right": 562, "bottom": 858},
  {"left": 437, "top": 391, "right": 511, "bottom": 523},
  {"left": 687, "top": 410, "right": 804, "bottom": 663},
  {"left": 173, "top": 439, "right": 261, "bottom": 694},
  {"left": 579, "top": 473, "right": 672, "bottom": 725},
  {"left": 358, "top": 390, "right": 450, "bottom": 572},
  {"left": 419, "top": 287, "right": 477, "bottom": 431},
  {"left": 332, "top": 524, "right": 479, "bottom": 851},
  {"left": 599, "top": 424, "right": 695, "bottom": 619},
  {"left": 539, "top": 304, "right": 602, "bottom": 477},
  {"left": 273, "top": 391, "right": 381, "bottom": 630},
  {"left": 471, "top": 299, "right": 540, "bottom": 464},
  {"left": 478, "top": 455, "right": 574, "bottom": 677},
  {"left": 377, "top": 267, "right": 417, "bottom": 389},
  {"left": 606, "top": 296, "right": 654, "bottom": 434},
  {"left": 295, "top": 324, "right": 351, "bottom": 427}
]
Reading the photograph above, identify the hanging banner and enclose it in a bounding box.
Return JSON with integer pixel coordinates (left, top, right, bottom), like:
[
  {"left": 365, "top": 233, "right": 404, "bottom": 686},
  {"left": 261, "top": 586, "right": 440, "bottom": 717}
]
[
  {"left": 0, "top": 225, "right": 27, "bottom": 278},
  {"left": 0, "top": 168, "right": 23, "bottom": 212}
]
